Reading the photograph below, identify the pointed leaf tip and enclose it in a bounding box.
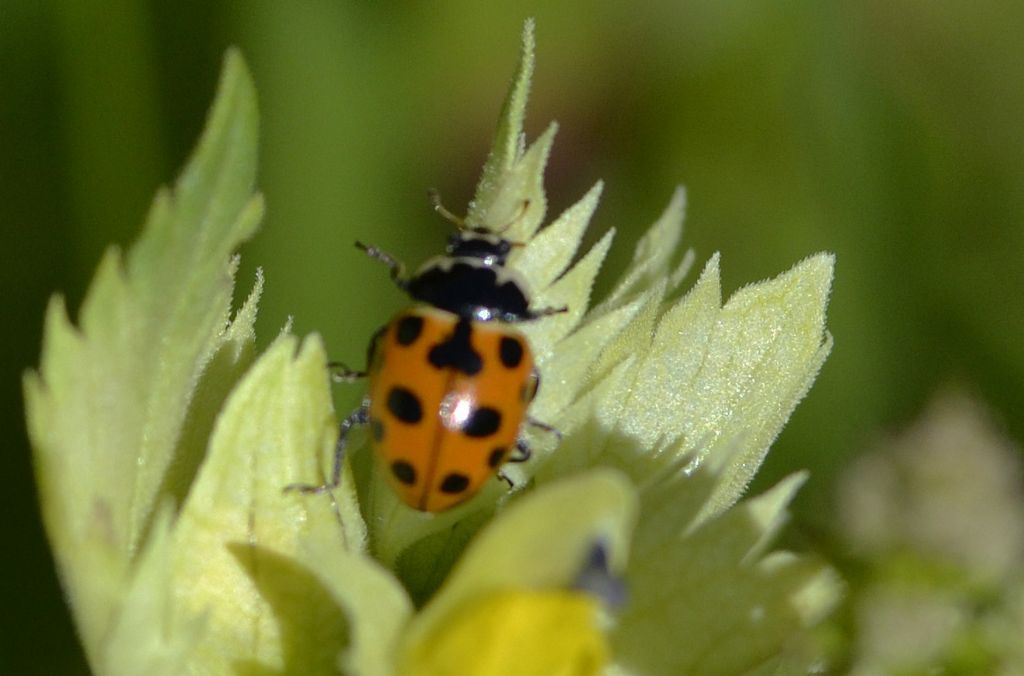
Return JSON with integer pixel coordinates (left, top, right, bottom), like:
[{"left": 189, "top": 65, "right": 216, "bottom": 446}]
[{"left": 468, "top": 21, "right": 537, "bottom": 224}]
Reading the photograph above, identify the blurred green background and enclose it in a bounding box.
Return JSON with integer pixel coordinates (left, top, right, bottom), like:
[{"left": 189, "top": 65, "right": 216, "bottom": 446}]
[{"left": 4, "top": 1, "right": 1022, "bottom": 672}]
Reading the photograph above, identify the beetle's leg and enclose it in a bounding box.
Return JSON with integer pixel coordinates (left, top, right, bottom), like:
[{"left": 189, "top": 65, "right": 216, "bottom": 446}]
[
  {"left": 510, "top": 437, "right": 532, "bottom": 463},
  {"left": 496, "top": 438, "right": 537, "bottom": 489},
  {"left": 327, "top": 361, "right": 366, "bottom": 383},
  {"left": 355, "top": 241, "right": 408, "bottom": 291},
  {"left": 526, "top": 417, "right": 562, "bottom": 441},
  {"left": 326, "top": 325, "right": 385, "bottom": 384},
  {"left": 284, "top": 403, "right": 369, "bottom": 495},
  {"left": 522, "top": 368, "right": 540, "bottom": 405},
  {"left": 523, "top": 305, "right": 569, "bottom": 321},
  {"left": 503, "top": 304, "right": 569, "bottom": 322},
  {"left": 503, "top": 420, "right": 557, "bottom": 470}
]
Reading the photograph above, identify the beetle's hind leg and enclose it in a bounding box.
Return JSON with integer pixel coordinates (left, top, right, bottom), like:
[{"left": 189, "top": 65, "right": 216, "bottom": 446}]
[
  {"left": 496, "top": 438, "right": 534, "bottom": 489},
  {"left": 526, "top": 417, "right": 562, "bottom": 441},
  {"left": 522, "top": 305, "right": 569, "bottom": 321},
  {"left": 284, "top": 403, "right": 369, "bottom": 495},
  {"left": 326, "top": 324, "right": 386, "bottom": 384},
  {"left": 510, "top": 437, "right": 533, "bottom": 463},
  {"left": 327, "top": 361, "right": 366, "bottom": 383}
]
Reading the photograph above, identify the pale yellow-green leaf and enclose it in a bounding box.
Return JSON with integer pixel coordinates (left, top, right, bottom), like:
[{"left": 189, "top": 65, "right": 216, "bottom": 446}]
[
  {"left": 613, "top": 253, "right": 722, "bottom": 454},
  {"left": 160, "top": 266, "right": 263, "bottom": 507},
  {"left": 441, "top": 467, "right": 635, "bottom": 594},
  {"left": 588, "top": 280, "right": 668, "bottom": 384},
  {"left": 782, "top": 553, "right": 843, "bottom": 627},
  {"left": 170, "top": 334, "right": 363, "bottom": 673},
  {"left": 668, "top": 246, "right": 698, "bottom": 296},
  {"left": 398, "top": 469, "right": 637, "bottom": 666},
  {"left": 592, "top": 185, "right": 687, "bottom": 315},
  {"left": 578, "top": 250, "right": 834, "bottom": 517},
  {"left": 522, "top": 228, "right": 615, "bottom": 356},
  {"left": 468, "top": 18, "right": 535, "bottom": 227},
  {"left": 700, "top": 253, "right": 834, "bottom": 513},
  {"left": 393, "top": 498, "right": 503, "bottom": 604},
  {"left": 734, "top": 471, "right": 809, "bottom": 560},
  {"left": 299, "top": 533, "right": 412, "bottom": 676},
  {"left": 611, "top": 469, "right": 839, "bottom": 675},
  {"left": 23, "top": 49, "right": 261, "bottom": 668},
  {"left": 478, "top": 122, "right": 556, "bottom": 240},
  {"left": 530, "top": 289, "right": 650, "bottom": 423},
  {"left": 538, "top": 356, "right": 640, "bottom": 480},
  {"left": 514, "top": 180, "right": 603, "bottom": 292},
  {"left": 515, "top": 290, "right": 659, "bottom": 488},
  {"left": 523, "top": 250, "right": 708, "bottom": 487},
  {"left": 101, "top": 503, "right": 204, "bottom": 676}
]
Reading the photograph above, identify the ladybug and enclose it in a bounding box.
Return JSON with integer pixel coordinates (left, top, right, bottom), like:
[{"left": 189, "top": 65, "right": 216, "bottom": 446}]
[{"left": 287, "top": 194, "right": 562, "bottom": 512}]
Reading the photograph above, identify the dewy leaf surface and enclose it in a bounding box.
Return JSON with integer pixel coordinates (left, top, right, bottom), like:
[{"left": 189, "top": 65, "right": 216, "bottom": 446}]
[
  {"left": 523, "top": 227, "right": 615, "bottom": 355},
  {"left": 700, "top": 254, "right": 834, "bottom": 514},
  {"left": 579, "top": 248, "right": 834, "bottom": 517},
  {"left": 24, "top": 50, "right": 262, "bottom": 667},
  {"left": 514, "top": 181, "right": 603, "bottom": 292}
]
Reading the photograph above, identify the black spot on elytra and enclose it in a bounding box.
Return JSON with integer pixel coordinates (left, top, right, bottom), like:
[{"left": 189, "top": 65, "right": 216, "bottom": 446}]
[
  {"left": 391, "top": 461, "right": 416, "bottom": 485},
  {"left": 488, "top": 447, "right": 506, "bottom": 468},
  {"left": 370, "top": 417, "right": 385, "bottom": 442},
  {"left": 387, "top": 387, "right": 422, "bottom": 424},
  {"left": 439, "top": 473, "right": 470, "bottom": 494},
  {"left": 499, "top": 336, "right": 523, "bottom": 368},
  {"left": 463, "top": 407, "right": 502, "bottom": 438},
  {"left": 395, "top": 315, "right": 424, "bottom": 346},
  {"left": 428, "top": 317, "right": 482, "bottom": 375}
]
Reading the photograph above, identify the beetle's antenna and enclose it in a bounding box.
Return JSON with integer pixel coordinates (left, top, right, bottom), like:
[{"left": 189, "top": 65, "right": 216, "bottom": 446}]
[
  {"left": 493, "top": 198, "right": 530, "bottom": 235},
  {"left": 427, "top": 188, "right": 466, "bottom": 228},
  {"left": 428, "top": 189, "right": 531, "bottom": 239}
]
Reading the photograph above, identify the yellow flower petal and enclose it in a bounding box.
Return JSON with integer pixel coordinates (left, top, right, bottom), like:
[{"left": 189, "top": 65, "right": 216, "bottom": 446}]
[{"left": 401, "top": 590, "right": 607, "bottom": 676}]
